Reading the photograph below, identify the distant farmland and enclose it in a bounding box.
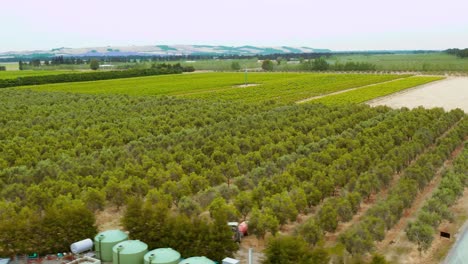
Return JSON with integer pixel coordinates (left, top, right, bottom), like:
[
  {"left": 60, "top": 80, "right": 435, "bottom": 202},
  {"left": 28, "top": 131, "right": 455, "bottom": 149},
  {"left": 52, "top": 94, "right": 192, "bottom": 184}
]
[{"left": 24, "top": 72, "right": 407, "bottom": 103}]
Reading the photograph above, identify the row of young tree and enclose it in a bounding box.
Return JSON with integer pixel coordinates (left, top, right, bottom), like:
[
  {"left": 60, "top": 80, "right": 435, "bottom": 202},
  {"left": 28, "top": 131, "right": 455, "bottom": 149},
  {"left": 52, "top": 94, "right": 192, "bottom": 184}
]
[
  {"left": 0, "top": 90, "right": 379, "bottom": 254},
  {"left": 262, "top": 235, "right": 390, "bottom": 264},
  {"left": 0, "top": 63, "right": 190, "bottom": 88},
  {"left": 0, "top": 91, "right": 384, "bottom": 212},
  {"left": 260, "top": 58, "right": 377, "bottom": 72},
  {"left": 18, "top": 56, "right": 186, "bottom": 69},
  {"left": 19, "top": 57, "right": 87, "bottom": 68},
  {"left": 1, "top": 87, "right": 466, "bottom": 257},
  {"left": 281, "top": 109, "right": 464, "bottom": 249},
  {"left": 338, "top": 117, "right": 466, "bottom": 256},
  {"left": 406, "top": 144, "right": 468, "bottom": 253},
  {"left": 446, "top": 48, "right": 468, "bottom": 58}
]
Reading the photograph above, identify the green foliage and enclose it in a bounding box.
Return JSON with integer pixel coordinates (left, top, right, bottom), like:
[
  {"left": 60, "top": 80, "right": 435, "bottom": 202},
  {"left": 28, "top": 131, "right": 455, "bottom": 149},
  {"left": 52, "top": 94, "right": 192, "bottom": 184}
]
[
  {"left": 231, "top": 61, "right": 241, "bottom": 71},
  {"left": 330, "top": 53, "right": 468, "bottom": 72},
  {"left": 178, "top": 196, "right": 201, "bottom": 217},
  {"left": 81, "top": 187, "right": 106, "bottom": 212},
  {"left": 370, "top": 254, "right": 389, "bottom": 264},
  {"left": 289, "top": 187, "right": 308, "bottom": 213},
  {"left": 89, "top": 59, "right": 100, "bottom": 70},
  {"left": 152, "top": 62, "right": 194, "bottom": 73},
  {"left": 145, "top": 189, "right": 173, "bottom": 208},
  {"left": 295, "top": 218, "right": 323, "bottom": 245},
  {"left": 446, "top": 48, "right": 468, "bottom": 58},
  {"left": 0, "top": 64, "right": 184, "bottom": 88},
  {"left": 333, "top": 61, "right": 377, "bottom": 71},
  {"left": 208, "top": 196, "right": 239, "bottom": 221},
  {"left": 0, "top": 69, "right": 78, "bottom": 79},
  {"left": 122, "top": 198, "right": 238, "bottom": 261},
  {"left": 340, "top": 114, "right": 466, "bottom": 255},
  {"left": 207, "top": 206, "right": 240, "bottom": 261},
  {"left": 0, "top": 71, "right": 465, "bottom": 258},
  {"left": 262, "top": 59, "right": 274, "bottom": 71},
  {"left": 262, "top": 192, "right": 298, "bottom": 225},
  {"left": 406, "top": 222, "right": 434, "bottom": 254},
  {"left": 234, "top": 191, "right": 253, "bottom": 220},
  {"left": 339, "top": 228, "right": 374, "bottom": 256},
  {"left": 317, "top": 201, "right": 338, "bottom": 232},
  {"left": 405, "top": 145, "right": 468, "bottom": 250},
  {"left": 18, "top": 72, "right": 407, "bottom": 104},
  {"left": 313, "top": 57, "right": 330, "bottom": 71},
  {"left": 162, "top": 180, "right": 191, "bottom": 207},
  {"left": 105, "top": 177, "right": 129, "bottom": 209},
  {"left": 300, "top": 57, "right": 330, "bottom": 71},
  {"left": 249, "top": 207, "right": 279, "bottom": 239},
  {"left": 263, "top": 235, "right": 329, "bottom": 264},
  {"left": 0, "top": 198, "right": 97, "bottom": 256}
]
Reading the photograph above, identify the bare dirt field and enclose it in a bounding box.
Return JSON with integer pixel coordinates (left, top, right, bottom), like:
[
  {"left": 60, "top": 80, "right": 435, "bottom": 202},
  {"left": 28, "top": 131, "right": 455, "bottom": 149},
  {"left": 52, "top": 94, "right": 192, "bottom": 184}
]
[{"left": 367, "top": 77, "right": 468, "bottom": 112}]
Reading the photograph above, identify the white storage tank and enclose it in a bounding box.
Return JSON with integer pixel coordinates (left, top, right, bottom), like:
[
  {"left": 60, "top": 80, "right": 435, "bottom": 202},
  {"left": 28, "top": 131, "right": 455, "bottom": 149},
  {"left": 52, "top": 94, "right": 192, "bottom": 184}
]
[
  {"left": 71, "top": 238, "right": 94, "bottom": 254},
  {"left": 222, "top": 258, "right": 240, "bottom": 264}
]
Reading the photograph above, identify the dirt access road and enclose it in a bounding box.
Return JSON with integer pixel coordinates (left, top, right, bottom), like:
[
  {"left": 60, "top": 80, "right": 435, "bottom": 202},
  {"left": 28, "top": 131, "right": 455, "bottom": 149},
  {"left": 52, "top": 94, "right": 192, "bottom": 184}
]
[{"left": 367, "top": 77, "right": 468, "bottom": 112}]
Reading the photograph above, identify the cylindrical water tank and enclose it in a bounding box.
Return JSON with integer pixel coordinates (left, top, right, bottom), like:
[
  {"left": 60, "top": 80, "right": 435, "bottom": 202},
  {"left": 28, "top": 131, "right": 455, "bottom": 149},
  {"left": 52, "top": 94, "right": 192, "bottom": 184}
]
[
  {"left": 144, "top": 248, "right": 181, "bottom": 264},
  {"left": 71, "top": 238, "right": 93, "bottom": 254},
  {"left": 178, "top": 257, "right": 216, "bottom": 264},
  {"left": 94, "top": 230, "right": 129, "bottom": 262},
  {"left": 113, "top": 240, "right": 148, "bottom": 264}
]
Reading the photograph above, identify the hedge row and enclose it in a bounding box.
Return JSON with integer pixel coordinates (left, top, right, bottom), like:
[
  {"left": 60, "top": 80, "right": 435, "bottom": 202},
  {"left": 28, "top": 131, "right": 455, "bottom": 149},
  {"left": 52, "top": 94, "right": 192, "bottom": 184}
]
[{"left": 0, "top": 63, "right": 192, "bottom": 88}]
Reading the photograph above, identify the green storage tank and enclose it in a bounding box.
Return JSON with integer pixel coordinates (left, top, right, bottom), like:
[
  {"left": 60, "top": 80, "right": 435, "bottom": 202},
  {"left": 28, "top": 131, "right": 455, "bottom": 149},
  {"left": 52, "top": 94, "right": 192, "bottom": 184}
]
[
  {"left": 113, "top": 240, "right": 148, "bottom": 264},
  {"left": 94, "top": 230, "right": 129, "bottom": 262},
  {"left": 178, "top": 257, "right": 216, "bottom": 264},
  {"left": 144, "top": 248, "right": 181, "bottom": 264}
]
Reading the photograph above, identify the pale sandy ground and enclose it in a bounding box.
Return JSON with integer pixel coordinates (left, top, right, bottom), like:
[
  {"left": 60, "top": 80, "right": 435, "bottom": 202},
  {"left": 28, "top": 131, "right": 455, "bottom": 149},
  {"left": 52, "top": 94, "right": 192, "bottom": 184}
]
[{"left": 367, "top": 77, "right": 468, "bottom": 112}]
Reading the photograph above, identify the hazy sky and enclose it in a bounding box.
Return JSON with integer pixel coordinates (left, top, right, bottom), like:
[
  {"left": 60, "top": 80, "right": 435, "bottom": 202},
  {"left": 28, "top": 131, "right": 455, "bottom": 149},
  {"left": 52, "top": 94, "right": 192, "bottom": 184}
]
[{"left": 1, "top": 0, "right": 467, "bottom": 52}]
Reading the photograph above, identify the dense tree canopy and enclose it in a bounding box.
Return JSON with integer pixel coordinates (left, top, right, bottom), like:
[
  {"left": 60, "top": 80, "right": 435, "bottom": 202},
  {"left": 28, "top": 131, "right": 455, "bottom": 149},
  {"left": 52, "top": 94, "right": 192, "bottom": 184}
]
[{"left": 0, "top": 81, "right": 465, "bottom": 259}]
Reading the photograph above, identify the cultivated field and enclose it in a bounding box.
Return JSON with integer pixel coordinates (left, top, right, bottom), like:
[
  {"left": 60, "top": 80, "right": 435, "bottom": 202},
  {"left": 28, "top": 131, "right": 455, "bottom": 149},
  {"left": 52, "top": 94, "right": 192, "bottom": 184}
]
[
  {"left": 23, "top": 72, "right": 406, "bottom": 103},
  {"left": 0, "top": 62, "right": 19, "bottom": 71},
  {"left": 0, "top": 71, "right": 466, "bottom": 263},
  {"left": 368, "top": 77, "right": 468, "bottom": 112},
  {"left": 328, "top": 53, "right": 468, "bottom": 72},
  {"left": 0, "top": 69, "right": 82, "bottom": 79}
]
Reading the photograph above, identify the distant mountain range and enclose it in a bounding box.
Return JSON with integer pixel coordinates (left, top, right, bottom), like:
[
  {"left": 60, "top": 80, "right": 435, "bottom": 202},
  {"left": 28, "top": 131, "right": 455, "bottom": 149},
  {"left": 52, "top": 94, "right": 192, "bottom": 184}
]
[{"left": 0, "top": 45, "right": 331, "bottom": 58}]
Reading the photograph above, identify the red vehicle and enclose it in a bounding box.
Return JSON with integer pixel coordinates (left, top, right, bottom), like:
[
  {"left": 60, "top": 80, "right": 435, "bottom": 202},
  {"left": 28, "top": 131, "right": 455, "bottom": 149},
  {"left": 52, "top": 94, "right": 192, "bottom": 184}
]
[{"left": 228, "top": 221, "right": 248, "bottom": 243}]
